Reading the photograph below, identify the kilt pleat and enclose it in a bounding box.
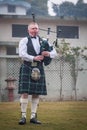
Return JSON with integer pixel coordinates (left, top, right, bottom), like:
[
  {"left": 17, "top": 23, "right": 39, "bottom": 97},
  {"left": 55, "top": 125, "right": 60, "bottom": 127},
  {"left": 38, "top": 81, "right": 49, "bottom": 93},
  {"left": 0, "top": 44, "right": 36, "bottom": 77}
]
[{"left": 18, "top": 64, "right": 47, "bottom": 95}]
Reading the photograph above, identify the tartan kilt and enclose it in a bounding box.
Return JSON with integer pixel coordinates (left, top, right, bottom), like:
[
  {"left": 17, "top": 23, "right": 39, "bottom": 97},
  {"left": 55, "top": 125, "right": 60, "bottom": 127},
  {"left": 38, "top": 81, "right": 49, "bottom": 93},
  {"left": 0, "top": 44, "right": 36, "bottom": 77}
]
[{"left": 18, "top": 63, "right": 47, "bottom": 95}]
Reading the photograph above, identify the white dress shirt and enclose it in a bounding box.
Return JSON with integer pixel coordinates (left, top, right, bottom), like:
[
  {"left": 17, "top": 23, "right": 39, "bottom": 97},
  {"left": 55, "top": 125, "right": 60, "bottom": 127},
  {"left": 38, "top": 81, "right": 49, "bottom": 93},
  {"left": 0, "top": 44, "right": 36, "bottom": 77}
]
[{"left": 19, "top": 36, "right": 57, "bottom": 62}]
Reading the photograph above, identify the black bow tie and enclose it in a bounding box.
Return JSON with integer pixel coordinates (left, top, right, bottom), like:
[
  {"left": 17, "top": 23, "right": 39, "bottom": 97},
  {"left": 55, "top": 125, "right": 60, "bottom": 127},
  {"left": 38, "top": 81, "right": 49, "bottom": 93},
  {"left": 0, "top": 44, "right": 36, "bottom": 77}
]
[{"left": 31, "top": 36, "right": 36, "bottom": 39}]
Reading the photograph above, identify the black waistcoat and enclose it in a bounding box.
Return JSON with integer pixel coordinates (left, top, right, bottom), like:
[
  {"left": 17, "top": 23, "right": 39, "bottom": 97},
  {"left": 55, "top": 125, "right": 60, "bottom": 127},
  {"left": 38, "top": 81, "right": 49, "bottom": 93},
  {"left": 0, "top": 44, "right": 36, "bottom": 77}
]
[
  {"left": 26, "top": 36, "right": 52, "bottom": 66},
  {"left": 23, "top": 36, "right": 43, "bottom": 67},
  {"left": 27, "top": 37, "right": 39, "bottom": 56}
]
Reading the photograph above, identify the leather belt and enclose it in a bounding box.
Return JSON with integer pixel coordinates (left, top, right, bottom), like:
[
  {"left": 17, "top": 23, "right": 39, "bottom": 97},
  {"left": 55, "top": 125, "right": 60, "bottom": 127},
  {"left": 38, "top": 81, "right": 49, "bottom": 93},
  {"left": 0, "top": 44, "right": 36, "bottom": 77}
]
[{"left": 24, "top": 61, "right": 43, "bottom": 67}]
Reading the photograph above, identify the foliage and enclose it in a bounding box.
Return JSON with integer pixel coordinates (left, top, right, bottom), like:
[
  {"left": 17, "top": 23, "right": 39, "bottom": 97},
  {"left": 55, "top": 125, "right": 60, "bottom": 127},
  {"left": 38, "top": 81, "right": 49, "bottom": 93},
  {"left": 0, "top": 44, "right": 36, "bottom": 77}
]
[
  {"left": 26, "top": 0, "right": 48, "bottom": 16},
  {"left": 77, "top": 0, "right": 84, "bottom": 5},
  {"left": 20, "top": 0, "right": 87, "bottom": 17},
  {"left": 55, "top": 39, "right": 87, "bottom": 64},
  {"left": 59, "top": 2, "right": 75, "bottom": 17},
  {"left": 54, "top": 39, "right": 87, "bottom": 87},
  {"left": 51, "top": 0, "right": 87, "bottom": 17}
]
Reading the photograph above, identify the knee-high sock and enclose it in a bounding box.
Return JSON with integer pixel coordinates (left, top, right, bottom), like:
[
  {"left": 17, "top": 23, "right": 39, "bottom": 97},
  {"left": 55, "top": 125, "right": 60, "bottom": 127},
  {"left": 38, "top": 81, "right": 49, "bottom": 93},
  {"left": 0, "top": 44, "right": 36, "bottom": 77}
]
[
  {"left": 20, "top": 98, "right": 28, "bottom": 118},
  {"left": 30, "top": 97, "right": 39, "bottom": 119}
]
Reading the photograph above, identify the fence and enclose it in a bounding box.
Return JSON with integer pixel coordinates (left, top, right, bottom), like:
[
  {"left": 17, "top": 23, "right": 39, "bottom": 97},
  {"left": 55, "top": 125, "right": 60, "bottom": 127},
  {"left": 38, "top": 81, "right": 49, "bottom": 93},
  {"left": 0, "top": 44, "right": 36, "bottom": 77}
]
[{"left": 0, "top": 55, "right": 87, "bottom": 101}]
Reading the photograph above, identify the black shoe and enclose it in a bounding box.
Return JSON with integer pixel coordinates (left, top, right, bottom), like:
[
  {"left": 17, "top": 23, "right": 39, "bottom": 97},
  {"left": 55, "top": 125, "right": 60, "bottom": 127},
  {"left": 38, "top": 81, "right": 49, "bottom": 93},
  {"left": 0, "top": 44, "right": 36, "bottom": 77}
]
[
  {"left": 30, "top": 118, "right": 41, "bottom": 124},
  {"left": 19, "top": 117, "right": 26, "bottom": 125}
]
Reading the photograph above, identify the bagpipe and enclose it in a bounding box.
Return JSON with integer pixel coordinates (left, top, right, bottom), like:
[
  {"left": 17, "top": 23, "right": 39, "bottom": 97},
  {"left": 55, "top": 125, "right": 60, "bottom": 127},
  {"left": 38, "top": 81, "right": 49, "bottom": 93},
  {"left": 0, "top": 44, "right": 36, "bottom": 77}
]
[{"left": 40, "top": 37, "right": 53, "bottom": 66}]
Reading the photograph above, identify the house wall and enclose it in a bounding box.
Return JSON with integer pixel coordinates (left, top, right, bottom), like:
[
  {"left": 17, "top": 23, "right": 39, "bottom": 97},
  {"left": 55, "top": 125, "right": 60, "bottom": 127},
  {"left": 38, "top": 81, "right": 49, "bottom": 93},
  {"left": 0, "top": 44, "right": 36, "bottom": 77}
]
[
  {"left": 38, "top": 19, "right": 87, "bottom": 47},
  {"left": 0, "top": 5, "right": 26, "bottom": 15},
  {"left": 0, "top": 17, "right": 87, "bottom": 47},
  {"left": 16, "top": 6, "right": 26, "bottom": 15}
]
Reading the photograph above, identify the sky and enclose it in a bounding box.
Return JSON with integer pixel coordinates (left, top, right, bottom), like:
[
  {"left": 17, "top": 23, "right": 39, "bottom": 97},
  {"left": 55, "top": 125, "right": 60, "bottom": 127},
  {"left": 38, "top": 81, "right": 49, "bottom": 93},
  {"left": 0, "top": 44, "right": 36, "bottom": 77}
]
[{"left": 47, "top": 0, "right": 87, "bottom": 16}]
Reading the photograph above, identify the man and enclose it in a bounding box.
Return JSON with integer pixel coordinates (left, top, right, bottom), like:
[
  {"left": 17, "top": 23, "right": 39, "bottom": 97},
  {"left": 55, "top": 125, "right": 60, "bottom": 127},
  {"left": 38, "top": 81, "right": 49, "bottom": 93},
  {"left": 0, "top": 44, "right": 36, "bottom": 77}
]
[{"left": 18, "top": 22, "right": 57, "bottom": 125}]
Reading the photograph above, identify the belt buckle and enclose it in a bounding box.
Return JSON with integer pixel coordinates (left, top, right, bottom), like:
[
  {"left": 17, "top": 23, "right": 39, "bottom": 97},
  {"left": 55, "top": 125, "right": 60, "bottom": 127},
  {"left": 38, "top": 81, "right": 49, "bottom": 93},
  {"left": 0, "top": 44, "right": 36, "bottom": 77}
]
[{"left": 31, "top": 62, "right": 37, "bottom": 67}]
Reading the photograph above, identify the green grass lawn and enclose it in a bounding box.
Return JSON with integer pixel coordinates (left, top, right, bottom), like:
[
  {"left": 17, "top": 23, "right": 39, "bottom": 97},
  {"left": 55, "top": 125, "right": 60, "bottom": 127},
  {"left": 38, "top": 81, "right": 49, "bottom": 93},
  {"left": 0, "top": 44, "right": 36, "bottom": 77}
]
[{"left": 0, "top": 101, "right": 87, "bottom": 130}]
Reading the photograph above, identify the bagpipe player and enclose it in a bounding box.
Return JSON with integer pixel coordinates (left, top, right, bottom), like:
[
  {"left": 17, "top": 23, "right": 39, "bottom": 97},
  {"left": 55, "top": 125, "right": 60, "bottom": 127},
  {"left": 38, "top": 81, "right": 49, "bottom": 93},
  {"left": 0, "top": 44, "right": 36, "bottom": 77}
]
[{"left": 18, "top": 22, "right": 57, "bottom": 125}]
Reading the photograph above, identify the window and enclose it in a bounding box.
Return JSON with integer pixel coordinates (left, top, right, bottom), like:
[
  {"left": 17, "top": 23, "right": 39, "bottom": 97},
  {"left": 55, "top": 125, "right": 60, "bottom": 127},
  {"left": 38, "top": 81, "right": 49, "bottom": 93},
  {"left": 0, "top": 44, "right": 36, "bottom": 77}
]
[
  {"left": 57, "top": 26, "right": 79, "bottom": 39},
  {"left": 8, "top": 5, "right": 16, "bottom": 13},
  {"left": 12, "top": 24, "right": 28, "bottom": 37},
  {"left": 7, "top": 46, "right": 17, "bottom": 55}
]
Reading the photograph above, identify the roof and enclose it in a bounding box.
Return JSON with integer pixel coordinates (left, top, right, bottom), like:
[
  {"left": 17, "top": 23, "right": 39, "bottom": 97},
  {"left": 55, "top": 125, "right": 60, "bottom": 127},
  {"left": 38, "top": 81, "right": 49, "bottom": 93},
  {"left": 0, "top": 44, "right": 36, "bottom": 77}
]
[
  {"left": 0, "top": 0, "right": 31, "bottom": 9},
  {"left": 0, "top": 14, "right": 87, "bottom": 22}
]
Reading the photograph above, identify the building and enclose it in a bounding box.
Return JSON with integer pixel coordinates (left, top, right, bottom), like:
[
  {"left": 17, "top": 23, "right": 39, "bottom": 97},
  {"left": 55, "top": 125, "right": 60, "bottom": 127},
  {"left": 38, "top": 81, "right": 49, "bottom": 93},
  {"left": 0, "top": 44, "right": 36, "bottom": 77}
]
[
  {"left": 0, "top": 0, "right": 87, "bottom": 101},
  {"left": 0, "top": 0, "right": 31, "bottom": 15}
]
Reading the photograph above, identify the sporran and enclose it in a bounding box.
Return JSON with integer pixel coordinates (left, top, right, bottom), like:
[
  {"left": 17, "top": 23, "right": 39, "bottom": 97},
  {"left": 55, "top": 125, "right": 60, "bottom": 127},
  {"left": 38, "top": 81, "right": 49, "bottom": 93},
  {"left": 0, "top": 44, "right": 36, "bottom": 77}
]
[{"left": 31, "top": 68, "right": 41, "bottom": 81}]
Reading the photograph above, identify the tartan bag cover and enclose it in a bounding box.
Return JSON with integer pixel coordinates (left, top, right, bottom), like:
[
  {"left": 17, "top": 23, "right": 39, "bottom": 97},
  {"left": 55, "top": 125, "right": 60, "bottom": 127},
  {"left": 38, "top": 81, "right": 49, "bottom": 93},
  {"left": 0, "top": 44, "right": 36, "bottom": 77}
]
[{"left": 18, "top": 36, "right": 47, "bottom": 95}]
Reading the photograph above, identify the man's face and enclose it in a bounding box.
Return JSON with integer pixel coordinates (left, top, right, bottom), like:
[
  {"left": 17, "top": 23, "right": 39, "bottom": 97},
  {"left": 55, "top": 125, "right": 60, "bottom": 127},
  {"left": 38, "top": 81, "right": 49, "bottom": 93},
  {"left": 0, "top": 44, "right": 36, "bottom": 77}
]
[{"left": 28, "top": 24, "right": 39, "bottom": 36}]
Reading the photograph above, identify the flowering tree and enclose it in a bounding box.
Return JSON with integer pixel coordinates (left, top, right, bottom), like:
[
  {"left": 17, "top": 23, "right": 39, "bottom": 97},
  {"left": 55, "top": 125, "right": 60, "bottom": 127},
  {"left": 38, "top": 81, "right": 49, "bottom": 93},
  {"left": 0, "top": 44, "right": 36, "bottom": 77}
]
[{"left": 55, "top": 39, "right": 87, "bottom": 100}]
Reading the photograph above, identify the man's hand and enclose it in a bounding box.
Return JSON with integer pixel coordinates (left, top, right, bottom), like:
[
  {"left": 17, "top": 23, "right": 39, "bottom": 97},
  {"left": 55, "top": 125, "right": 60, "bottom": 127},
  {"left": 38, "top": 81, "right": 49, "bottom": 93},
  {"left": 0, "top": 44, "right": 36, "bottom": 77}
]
[
  {"left": 41, "top": 51, "right": 50, "bottom": 57},
  {"left": 33, "top": 55, "right": 44, "bottom": 61}
]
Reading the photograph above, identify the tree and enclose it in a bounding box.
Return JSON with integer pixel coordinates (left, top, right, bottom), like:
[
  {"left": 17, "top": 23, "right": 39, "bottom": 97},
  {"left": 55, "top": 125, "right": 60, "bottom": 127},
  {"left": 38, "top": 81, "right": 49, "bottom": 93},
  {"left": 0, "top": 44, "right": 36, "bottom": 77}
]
[
  {"left": 59, "top": 2, "right": 75, "bottom": 17},
  {"left": 26, "top": 0, "right": 48, "bottom": 16},
  {"left": 76, "top": 0, "right": 84, "bottom": 5}
]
